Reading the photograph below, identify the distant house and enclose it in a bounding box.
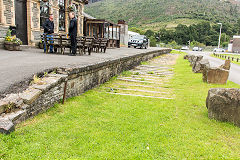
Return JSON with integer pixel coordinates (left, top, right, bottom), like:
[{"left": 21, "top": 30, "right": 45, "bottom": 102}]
[
  {"left": 83, "top": 12, "right": 129, "bottom": 48},
  {"left": 232, "top": 36, "right": 240, "bottom": 53}
]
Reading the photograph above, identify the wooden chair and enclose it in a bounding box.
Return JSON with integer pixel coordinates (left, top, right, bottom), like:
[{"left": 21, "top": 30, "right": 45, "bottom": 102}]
[
  {"left": 60, "top": 34, "right": 71, "bottom": 55},
  {"left": 84, "top": 37, "right": 94, "bottom": 55},
  {"left": 99, "top": 38, "right": 108, "bottom": 53},
  {"left": 44, "top": 34, "right": 61, "bottom": 53},
  {"left": 77, "top": 36, "right": 86, "bottom": 56},
  {"left": 93, "top": 38, "right": 101, "bottom": 53}
]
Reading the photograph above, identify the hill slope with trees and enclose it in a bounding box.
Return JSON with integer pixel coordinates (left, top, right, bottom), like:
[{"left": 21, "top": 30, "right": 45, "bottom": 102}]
[{"left": 85, "top": 0, "right": 240, "bottom": 28}]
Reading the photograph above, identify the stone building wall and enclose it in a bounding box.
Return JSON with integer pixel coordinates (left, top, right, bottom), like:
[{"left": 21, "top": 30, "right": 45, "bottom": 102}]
[
  {"left": 0, "top": 0, "right": 86, "bottom": 47},
  {"left": 232, "top": 36, "right": 240, "bottom": 53},
  {"left": 118, "top": 20, "right": 128, "bottom": 46},
  {"left": 2, "top": 0, "right": 15, "bottom": 26}
]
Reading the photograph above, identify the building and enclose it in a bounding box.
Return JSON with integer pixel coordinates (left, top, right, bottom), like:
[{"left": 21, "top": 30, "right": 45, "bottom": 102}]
[
  {"left": 0, "top": 0, "right": 88, "bottom": 46},
  {"left": 83, "top": 12, "right": 122, "bottom": 48},
  {"left": 232, "top": 36, "right": 240, "bottom": 53},
  {"left": 118, "top": 20, "right": 128, "bottom": 46}
]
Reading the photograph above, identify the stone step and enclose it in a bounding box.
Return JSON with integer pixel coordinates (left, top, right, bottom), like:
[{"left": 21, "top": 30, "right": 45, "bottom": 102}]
[
  {"left": 138, "top": 65, "right": 171, "bottom": 69},
  {"left": 116, "top": 78, "right": 163, "bottom": 84},
  {"left": 112, "top": 83, "right": 170, "bottom": 89},
  {"left": 106, "top": 92, "right": 173, "bottom": 99},
  {"left": 105, "top": 87, "right": 169, "bottom": 94},
  {"left": 119, "top": 77, "right": 162, "bottom": 82},
  {"left": 130, "top": 75, "right": 169, "bottom": 79}
]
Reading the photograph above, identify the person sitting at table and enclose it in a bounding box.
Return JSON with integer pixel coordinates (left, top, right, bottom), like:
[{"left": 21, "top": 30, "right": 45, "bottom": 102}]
[
  {"left": 68, "top": 12, "right": 77, "bottom": 56},
  {"left": 43, "top": 14, "right": 54, "bottom": 53}
]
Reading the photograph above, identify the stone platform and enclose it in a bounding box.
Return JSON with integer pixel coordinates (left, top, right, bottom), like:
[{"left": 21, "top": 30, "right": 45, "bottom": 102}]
[
  {"left": 0, "top": 47, "right": 171, "bottom": 133},
  {"left": 0, "top": 47, "right": 167, "bottom": 98}
]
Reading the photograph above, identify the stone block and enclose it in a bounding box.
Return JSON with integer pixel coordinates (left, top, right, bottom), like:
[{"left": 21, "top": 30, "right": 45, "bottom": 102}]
[
  {"left": 19, "top": 88, "right": 42, "bottom": 105},
  {"left": 191, "top": 55, "right": 203, "bottom": 67},
  {"left": 220, "top": 60, "right": 231, "bottom": 70},
  {"left": 0, "top": 94, "right": 24, "bottom": 113},
  {"left": 0, "top": 100, "right": 8, "bottom": 114},
  {"left": 193, "top": 59, "right": 210, "bottom": 73},
  {"left": 203, "top": 67, "right": 229, "bottom": 84},
  {"left": 184, "top": 55, "right": 189, "bottom": 60},
  {"left": 206, "top": 88, "right": 240, "bottom": 127},
  {"left": 0, "top": 119, "right": 15, "bottom": 134},
  {"left": 5, "top": 109, "right": 26, "bottom": 123},
  {"left": 32, "top": 76, "right": 62, "bottom": 92}
]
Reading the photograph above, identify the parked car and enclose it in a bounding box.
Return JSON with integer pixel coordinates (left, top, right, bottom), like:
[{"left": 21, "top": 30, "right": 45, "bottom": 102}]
[
  {"left": 213, "top": 48, "right": 225, "bottom": 52},
  {"left": 181, "top": 46, "right": 189, "bottom": 50},
  {"left": 128, "top": 35, "right": 148, "bottom": 49},
  {"left": 192, "top": 47, "right": 203, "bottom": 51}
]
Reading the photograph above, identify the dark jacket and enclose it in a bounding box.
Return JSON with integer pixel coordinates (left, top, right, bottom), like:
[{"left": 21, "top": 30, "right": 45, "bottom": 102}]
[
  {"left": 43, "top": 19, "right": 54, "bottom": 34},
  {"left": 69, "top": 18, "right": 77, "bottom": 37}
]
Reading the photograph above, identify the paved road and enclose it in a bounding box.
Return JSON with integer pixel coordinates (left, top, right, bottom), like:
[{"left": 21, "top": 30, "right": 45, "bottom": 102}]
[
  {"left": 0, "top": 47, "right": 164, "bottom": 95},
  {"left": 185, "top": 50, "right": 240, "bottom": 85}
]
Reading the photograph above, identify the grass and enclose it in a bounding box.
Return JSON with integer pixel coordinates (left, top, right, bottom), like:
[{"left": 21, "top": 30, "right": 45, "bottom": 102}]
[
  {"left": 170, "top": 50, "right": 187, "bottom": 54},
  {"left": 211, "top": 53, "right": 240, "bottom": 65},
  {"left": 0, "top": 55, "right": 240, "bottom": 159}
]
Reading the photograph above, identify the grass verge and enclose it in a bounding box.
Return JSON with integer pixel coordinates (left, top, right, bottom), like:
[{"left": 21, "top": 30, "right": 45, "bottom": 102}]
[
  {"left": 170, "top": 50, "right": 187, "bottom": 54},
  {"left": 0, "top": 55, "right": 239, "bottom": 159}
]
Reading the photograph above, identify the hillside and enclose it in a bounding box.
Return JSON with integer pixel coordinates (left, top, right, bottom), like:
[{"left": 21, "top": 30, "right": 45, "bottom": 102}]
[{"left": 85, "top": 0, "right": 240, "bottom": 30}]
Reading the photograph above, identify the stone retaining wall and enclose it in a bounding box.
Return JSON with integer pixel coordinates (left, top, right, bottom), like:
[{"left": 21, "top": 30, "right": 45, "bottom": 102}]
[{"left": 0, "top": 49, "right": 171, "bottom": 134}]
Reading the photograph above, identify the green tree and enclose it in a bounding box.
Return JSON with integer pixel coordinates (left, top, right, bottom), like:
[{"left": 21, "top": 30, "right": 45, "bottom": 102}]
[
  {"left": 149, "top": 36, "right": 157, "bottom": 47},
  {"left": 144, "top": 30, "right": 155, "bottom": 38}
]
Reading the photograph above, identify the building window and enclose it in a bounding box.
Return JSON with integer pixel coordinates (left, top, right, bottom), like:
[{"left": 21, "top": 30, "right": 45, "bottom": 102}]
[
  {"left": 72, "top": 4, "right": 78, "bottom": 18},
  {"left": 40, "top": 1, "right": 49, "bottom": 28},
  {"left": 59, "top": 0, "right": 65, "bottom": 31}
]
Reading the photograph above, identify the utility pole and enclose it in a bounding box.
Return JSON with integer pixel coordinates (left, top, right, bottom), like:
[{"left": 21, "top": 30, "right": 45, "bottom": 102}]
[
  {"left": 218, "top": 23, "right": 222, "bottom": 49},
  {"left": 188, "top": 40, "right": 191, "bottom": 50}
]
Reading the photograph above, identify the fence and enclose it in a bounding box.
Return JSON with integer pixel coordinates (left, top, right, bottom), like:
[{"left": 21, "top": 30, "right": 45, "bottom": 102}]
[{"left": 213, "top": 53, "right": 240, "bottom": 63}]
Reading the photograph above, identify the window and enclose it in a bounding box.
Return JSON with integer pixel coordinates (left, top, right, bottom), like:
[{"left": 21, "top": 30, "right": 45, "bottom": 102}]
[
  {"left": 73, "top": 4, "right": 78, "bottom": 19},
  {"left": 40, "top": 1, "right": 49, "bottom": 28},
  {"left": 59, "top": 0, "right": 65, "bottom": 31}
]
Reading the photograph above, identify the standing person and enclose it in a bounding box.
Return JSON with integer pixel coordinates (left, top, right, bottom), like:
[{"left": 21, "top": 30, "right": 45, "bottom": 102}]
[
  {"left": 68, "top": 12, "right": 77, "bottom": 56},
  {"left": 43, "top": 14, "right": 54, "bottom": 53}
]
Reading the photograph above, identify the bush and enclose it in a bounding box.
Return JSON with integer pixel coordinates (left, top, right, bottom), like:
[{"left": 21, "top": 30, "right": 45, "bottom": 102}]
[
  {"left": 149, "top": 36, "right": 157, "bottom": 47},
  {"left": 167, "top": 41, "right": 181, "bottom": 49}
]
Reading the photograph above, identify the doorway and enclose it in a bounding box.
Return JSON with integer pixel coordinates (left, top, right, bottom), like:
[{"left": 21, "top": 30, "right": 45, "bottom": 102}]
[{"left": 15, "top": 0, "right": 28, "bottom": 45}]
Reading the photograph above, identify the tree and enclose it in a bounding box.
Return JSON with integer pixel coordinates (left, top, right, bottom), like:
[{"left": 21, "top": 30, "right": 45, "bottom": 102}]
[{"left": 144, "top": 30, "right": 155, "bottom": 38}]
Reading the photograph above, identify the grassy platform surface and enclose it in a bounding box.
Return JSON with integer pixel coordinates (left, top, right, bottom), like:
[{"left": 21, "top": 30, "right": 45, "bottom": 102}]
[{"left": 0, "top": 55, "right": 239, "bottom": 159}]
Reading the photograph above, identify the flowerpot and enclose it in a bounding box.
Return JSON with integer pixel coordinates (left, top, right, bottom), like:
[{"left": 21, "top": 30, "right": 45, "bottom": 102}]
[
  {"left": 4, "top": 42, "right": 21, "bottom": 51},
  {"left": 4, "top": 42, "right": 14, "bottom": 51},
  {"left": 13, "top": 43, "right": 21, "bottom": 51},
  {"left": 39, "top": 43, "right": 44, "bottom": 49}
]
